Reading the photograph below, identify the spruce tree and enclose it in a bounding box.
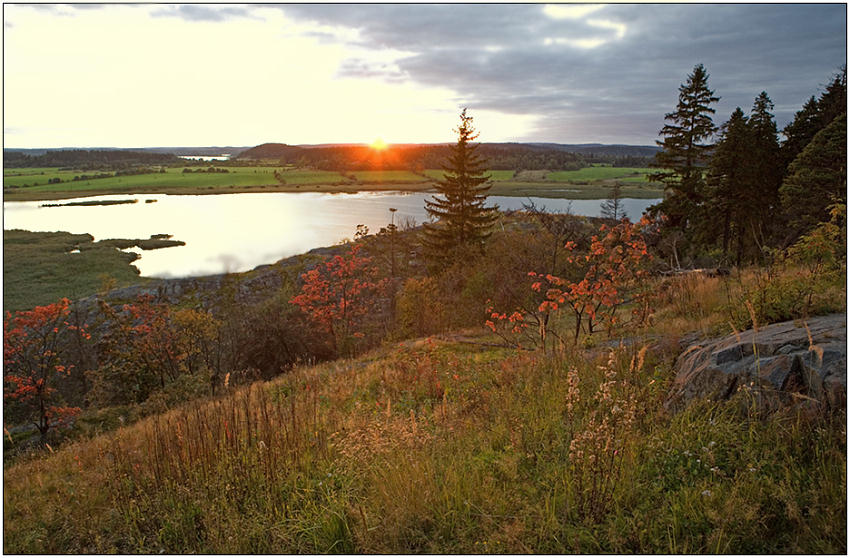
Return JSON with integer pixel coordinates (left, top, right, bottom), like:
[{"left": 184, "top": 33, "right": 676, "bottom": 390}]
[
  {"left": 746, "top": 92, "right": 783, "bottom": 251},
  {"left": 782, "top": 68, "right": 847, "bottom": 168},
  {"left": 649, "top": 63, "right": 719, "bottom": 236},
  {"left": 704, "top": 107, "right": 752, "bottom": 261},
  {"left": 816, "top": 67, "right": 847, "bottom": 129},
  {"left": 422, "top": 109, "right": 498, "bottom": 260},
  {"left": 781, "top": 95, "right": 821, "bottom": 168},
  {"left": 780, "top": 112, "right": 847, "bottom": 240}
]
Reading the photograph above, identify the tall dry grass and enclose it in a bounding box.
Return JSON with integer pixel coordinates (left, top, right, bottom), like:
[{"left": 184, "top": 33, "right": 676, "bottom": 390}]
[{"left": 4, "top": 308, "right": 845, "bottom": 553}]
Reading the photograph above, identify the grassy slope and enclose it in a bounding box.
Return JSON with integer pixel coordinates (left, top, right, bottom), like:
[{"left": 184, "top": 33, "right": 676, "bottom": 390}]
[
  {"left": 4, "top": 166, "right": 663, "bottom": 201},
  {"left": 3, "top": 271, "right": 846, "bottom": 553},
  {"left": 3, "top": 230, "right": 150, "bottom": 312}
]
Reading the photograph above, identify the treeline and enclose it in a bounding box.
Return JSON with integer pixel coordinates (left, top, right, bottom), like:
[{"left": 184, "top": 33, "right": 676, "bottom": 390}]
[
  {"left": 181, "top": 167, "right": 230, "bottom": 174},
  {"left": 3, "top": 149, "right": 182, "bottom": 170},
  {"left": 235, "top": 142, "right": 653, "bottom": 171},
  {"left": 649, "top": 65, "right": 846, "bottom": 267}
]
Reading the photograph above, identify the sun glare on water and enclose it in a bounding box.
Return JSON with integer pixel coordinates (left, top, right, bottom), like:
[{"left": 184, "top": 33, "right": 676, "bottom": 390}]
[{"left": 370, "top": 138, "right": 388, "bottom": 150}]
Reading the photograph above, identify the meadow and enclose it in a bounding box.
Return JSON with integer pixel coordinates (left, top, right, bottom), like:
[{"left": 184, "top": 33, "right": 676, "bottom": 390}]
[{"left": 3, "top": 165, "right": 663, "bottom": 201}]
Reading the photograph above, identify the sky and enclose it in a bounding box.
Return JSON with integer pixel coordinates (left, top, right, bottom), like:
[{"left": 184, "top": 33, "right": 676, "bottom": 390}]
[{"left": 3, "top": 3, "right": 846, "bottom": 148}]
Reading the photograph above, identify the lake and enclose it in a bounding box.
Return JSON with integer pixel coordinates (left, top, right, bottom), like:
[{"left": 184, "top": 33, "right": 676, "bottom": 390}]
[
  {"left": 3, "top": 192, "right": 659, "bottom": 278},
  {"left": 178, "top": 155, "right": 231, "bottom": 161}
]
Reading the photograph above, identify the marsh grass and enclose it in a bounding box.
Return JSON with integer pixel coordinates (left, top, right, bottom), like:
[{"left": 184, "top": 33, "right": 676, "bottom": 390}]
[{"left": 3, "top": 229, "right": 149, "bottom": 312}]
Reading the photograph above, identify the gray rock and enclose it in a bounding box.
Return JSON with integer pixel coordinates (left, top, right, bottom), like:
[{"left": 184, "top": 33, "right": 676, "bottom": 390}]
[{"left": 665, "top": 314, "right": 846, "bottom": 413}]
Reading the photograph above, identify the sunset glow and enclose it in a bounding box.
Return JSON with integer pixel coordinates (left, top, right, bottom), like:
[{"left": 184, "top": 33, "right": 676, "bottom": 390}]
[{"left": 370, "top": 138, "right": 388, "bottom": 151}]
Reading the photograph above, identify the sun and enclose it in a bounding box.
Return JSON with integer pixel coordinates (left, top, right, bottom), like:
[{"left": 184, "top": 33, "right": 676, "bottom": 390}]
[{"left": 370, "top": 137, "right": 388, "bottom": 151}]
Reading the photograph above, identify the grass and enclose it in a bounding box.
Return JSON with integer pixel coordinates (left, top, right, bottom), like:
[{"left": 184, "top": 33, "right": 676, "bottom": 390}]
[
  {"left": 349, "top": 170, "right": 425, "bottom": 183},
  {"left": 4, "top": 166, "right": 663, "bottom": 202},
  {"left": 546, "top": 166, "right": 653, "bottom": 182},
  {"left": 3, "top": 229, "right": 151, "bottom": 312},
  {"left": 489, "top": 182, "right": 661, "bottom": 199},
  {"left": 3, "top": 329, "right": 844, "bottom": 553}
]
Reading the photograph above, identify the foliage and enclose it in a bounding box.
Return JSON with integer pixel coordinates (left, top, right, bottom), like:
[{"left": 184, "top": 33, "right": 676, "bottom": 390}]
[
  {"left": 720, "top": 205, "right": 846, "bottom": 330},
  {"left": 395, "top": 277, "right": 447, "bottom": 338},
  {"left": 4, "top": 299, "right": 84, "bottom": 439},
  {"left": 290, "top": 244, "right": 389, "bottom": 356},
  {"left": 489, "top": 218, "right": 653, "bottom": 349}
]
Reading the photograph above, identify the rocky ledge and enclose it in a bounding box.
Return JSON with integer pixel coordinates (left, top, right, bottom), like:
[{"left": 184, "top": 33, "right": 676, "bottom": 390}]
[{"left": 665, "top": 314, "right": 846, "bottom": 413}]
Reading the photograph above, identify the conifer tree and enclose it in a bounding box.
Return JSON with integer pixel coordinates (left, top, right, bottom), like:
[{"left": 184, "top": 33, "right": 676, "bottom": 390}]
[
  {"left": 649, "top": 64, "right": 719, "bottom": 236},
  {"left": 781, "top": 95, "right": 821, "bottom": 168},
  {"left": 422, "top": 109, "right": 498, "bottom": 260},
  {"left": 600, "top": 182, "right": 623, "bottom": 221},
  {"left": 816, "top": 67, "right": 847, "bottom": 129},
  {"left": 782, "top": 67, "right": 846, "bottom": 168},
  {"left": 704, "top": 107, "right": 752, "bottom": 260},
  {"left": 746, "top": 91, "right": 783, "bottom": 251},
  {"left": 780, "top": 112, "right": 847, "bottom": 240}
]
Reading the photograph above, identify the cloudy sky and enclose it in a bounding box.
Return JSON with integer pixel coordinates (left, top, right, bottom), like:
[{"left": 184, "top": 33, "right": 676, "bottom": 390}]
[{"left": 3, "top": 3, "right": 846, "bottom": 148}]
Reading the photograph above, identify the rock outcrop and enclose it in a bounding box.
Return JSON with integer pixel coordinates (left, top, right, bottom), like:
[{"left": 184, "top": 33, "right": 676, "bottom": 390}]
[{"left": 665, "top": 314, "right": 846, "bottom": 413}]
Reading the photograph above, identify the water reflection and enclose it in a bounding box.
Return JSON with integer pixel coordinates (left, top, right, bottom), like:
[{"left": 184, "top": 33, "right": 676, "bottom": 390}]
[{"left": 3, "top": 192, "right": 659, "bottom": 278}]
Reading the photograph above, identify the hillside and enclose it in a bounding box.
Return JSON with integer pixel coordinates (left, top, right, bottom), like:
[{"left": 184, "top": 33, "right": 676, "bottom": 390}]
[
  {"left": 3, "top": 320, "right": 845, "bottom": 553},
  {"left": 3, "top": 149, "right": 182, "bottom": 169},
  {"left": 234, "top": 142, "right": 652, "bottom": 170}
]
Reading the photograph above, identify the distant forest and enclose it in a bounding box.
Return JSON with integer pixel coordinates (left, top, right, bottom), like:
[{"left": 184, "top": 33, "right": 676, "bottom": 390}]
[
  {"left": 4, "top": 149, "right": 182, "bottom": 169},
  {"left": 234, "top": 142, "right": 658, "bottom": 170},
  {"left": 3, "top": 143, "right": 655, "bottom": 172}
]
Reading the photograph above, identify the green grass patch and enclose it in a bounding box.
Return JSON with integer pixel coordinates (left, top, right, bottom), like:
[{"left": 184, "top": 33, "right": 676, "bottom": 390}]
[
  {"left": 3, "top": 229, "right": 151, "bottom": 312},
  {"left": 4, "top": 166, "right": 660, "bottom": 201},
  {"left": 422, "top": 169, "right": 514, "bottom": 182},
  {"left": 489, "top": 181, "right": 662, "bottom": 199},
  {"left": 277, "top": 169, "right": 351, "bottom": 185},
  {"left": 350, "top": 170, "right": 425, "bottom": 183},
  {"left": 546, "top": 167, "right": 653, "bottom": 182}
]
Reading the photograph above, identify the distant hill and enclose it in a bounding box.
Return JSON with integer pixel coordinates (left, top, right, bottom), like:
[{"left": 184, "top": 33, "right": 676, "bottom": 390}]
[
  {"left": 235, "top": 142, "right": 656, "bottom": 171},
  {"left": 528, "top": 143, "right": 661, "bottom": 157},
  {"left": 5, "top": 146, "right": 251, "bottom": 158},
  {"left": 3, "top": 149, "right": 183, "bottom": 169}
]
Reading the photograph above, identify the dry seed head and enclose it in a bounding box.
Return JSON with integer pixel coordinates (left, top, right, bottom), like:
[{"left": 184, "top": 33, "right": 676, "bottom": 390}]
[
  {"left": 636, "top": 345, "right": 647, "bottom": 372},
  {"left": 744, "top": 300, "right": 759, "bottom": 332}
]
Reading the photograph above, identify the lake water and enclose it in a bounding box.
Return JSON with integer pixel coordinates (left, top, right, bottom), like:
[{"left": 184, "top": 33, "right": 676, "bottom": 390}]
[
  {"left": 178, "top": 155, "right": 231, "bottom": 161},
  {"left": 3, "top": 192, "right": 659, "bottom": 278}
]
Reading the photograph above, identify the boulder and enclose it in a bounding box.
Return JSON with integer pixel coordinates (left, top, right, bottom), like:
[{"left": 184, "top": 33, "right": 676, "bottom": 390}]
[{"left": 665, "top": 314, "right": 846, "bottom": 413}]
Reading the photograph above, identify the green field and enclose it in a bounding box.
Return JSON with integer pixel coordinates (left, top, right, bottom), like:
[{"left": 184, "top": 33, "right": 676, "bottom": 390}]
[
  {"left": 489, "top": 181, "right": 661, "bottom": 199},
  {"left": 422, "top": 169, "right": 514, "bottom": 181},
  {"left": 545, "top": 166, "right": 653, "bottom": 182},
  {"left": 4, "top": 167, "right": 285, "bottom": 193},
  {"left": 350, "top": 170, "right": 425, "bottom": 183},
  {"left": 3, "top": 165, "right": 663, "bottom": 202}
]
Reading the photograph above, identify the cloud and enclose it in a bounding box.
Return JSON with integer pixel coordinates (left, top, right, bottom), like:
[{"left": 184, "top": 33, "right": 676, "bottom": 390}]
[
  {"left": 278, "top": 4, "right": 845, "bottom": 143},
  {"left": 542, "top": 4, "right": 605, "bottom": 20},
  {"left": 151, "top": 5, "right": 257, "bottom": 23},
  {"left": 336, "top": 59, "right": 408, "bottom": 83}
]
